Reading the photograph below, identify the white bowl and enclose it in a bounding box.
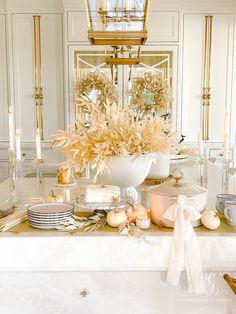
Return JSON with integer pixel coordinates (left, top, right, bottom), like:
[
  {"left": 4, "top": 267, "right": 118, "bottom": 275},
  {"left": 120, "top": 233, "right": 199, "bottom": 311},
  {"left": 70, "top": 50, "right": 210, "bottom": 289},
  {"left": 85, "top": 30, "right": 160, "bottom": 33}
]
[
  {"left": 99, "top": 155, "right": 152, "bottom": 202},
  {"left": 100, "top": 155, "right": 152, "bottom": 187},
  {"left": 147, "top": 152, "right": 170, "bottom": 179}
]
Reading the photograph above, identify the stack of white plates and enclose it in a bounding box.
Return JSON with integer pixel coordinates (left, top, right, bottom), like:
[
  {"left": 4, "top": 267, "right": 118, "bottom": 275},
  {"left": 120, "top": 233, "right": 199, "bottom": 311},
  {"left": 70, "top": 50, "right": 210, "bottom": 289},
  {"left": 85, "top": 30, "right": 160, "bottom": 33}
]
[{"left": 28, "top": 203, "right": 74, "bottom": 229}]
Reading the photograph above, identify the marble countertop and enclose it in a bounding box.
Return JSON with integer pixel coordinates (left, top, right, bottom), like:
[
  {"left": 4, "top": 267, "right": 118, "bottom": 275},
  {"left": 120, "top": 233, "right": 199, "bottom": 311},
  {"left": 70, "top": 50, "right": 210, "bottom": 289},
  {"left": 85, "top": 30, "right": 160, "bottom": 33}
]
[
  {"left": 0, "top": 220, "right": 235, "bottom": 272},
  {"left": 0, "top": 174, "right": 236, "bottom": 272}
]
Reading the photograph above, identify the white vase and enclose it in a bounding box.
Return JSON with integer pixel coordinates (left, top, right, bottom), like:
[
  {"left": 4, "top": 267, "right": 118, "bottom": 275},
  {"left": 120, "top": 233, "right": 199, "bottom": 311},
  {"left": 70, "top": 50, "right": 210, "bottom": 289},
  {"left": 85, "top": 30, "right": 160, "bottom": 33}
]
[
  {"left": 99, "top": 155, "right": 152, "bottom": 203},
  {"left": 147, "top": 152, "right": 170, "bottom": 180}
]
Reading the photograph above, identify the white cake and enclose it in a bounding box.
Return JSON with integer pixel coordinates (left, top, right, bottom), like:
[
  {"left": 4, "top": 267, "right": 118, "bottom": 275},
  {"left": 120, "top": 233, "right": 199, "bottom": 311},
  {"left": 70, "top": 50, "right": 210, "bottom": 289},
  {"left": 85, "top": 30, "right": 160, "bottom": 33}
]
[{"left": 79, "top": 185, "right": 120, "bottom": 203}]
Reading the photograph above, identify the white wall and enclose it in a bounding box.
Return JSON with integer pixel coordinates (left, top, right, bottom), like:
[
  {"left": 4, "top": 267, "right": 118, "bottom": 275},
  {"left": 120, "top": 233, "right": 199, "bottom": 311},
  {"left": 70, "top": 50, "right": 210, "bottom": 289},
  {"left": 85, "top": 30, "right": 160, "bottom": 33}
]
[
  {"left": 61, "top": 0, "right": 236, "bottom": 11},
  {"left": 3, "top": 0, "right": 63, "bottom": 11}
]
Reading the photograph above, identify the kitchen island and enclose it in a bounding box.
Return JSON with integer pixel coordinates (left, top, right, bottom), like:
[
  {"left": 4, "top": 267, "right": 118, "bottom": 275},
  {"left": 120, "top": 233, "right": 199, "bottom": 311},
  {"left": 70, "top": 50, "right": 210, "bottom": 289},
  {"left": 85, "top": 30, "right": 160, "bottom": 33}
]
[{"left": 0, "top": 178, "right": 236, "bottom": 314}]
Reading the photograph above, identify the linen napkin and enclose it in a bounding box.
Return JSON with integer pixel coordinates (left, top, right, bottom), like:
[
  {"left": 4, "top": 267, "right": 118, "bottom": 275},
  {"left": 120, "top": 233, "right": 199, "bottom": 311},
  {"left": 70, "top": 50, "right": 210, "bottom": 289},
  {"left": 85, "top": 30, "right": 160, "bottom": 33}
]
[
  {"left": 79, "top": 185, "right": 120, "bottom": 203},
  {"left": 163, "top": 195, "right": 204, "bottom": 295},
  {"left": 0, "top": 208, "right": 27, "bottom": 232}
]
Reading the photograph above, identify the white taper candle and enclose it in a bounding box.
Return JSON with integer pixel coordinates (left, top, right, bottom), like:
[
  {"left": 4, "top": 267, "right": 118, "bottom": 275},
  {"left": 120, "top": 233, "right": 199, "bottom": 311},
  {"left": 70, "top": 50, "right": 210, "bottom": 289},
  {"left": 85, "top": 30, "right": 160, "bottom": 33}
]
[
  {"left": 8, "top": 107, "right": 14, "bottom": 151},
  {"left": 224, "top": 110, "right": 229, "bottom": 135},
  {"left": 197, "top": 128, "right": 204, "bottom": 156},
  {"left": 36, "top": 129, "right": 42, "bottom": 160},
  {"left": 102, "top": 0, "right": 107, "bottom": 10},
  {"left": 223, "top": 110, "right": 229, "bottom": 160},
  {"left": 15, "top": 129, "right": 21, "bottom": 160},
  {"left": 223, "top": 132, "right": 229, "bottom": 160},
  {"left": 126, "top": 0, "right": 133, "bottom": 10}
]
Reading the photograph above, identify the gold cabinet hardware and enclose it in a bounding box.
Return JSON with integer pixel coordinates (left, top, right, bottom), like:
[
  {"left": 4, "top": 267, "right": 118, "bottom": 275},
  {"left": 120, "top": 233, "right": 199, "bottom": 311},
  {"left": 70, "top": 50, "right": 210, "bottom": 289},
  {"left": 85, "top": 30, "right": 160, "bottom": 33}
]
[
  {"left": 80, "top": 288, "right": 89, "bottom": 298},
  {"left": 224, "top": 274, "right": 236, "bottom": 295},
  {"left": 207, "top": 16, "right": 213, "bottom": 89},
  {"left": 33, "top": 16, "right": 39, "bottom": 131},
  {"left": 34, "top": 87, "right": 39, "bottom": 129},
  {"left": 39, "top": 87, "right": 44, "bottom": 140},
  {"left": 202, "top": 15, "right": 213, "bottom": 141},
  {"left": 33, "top": 15, "right": 44, "bottom": 140}
]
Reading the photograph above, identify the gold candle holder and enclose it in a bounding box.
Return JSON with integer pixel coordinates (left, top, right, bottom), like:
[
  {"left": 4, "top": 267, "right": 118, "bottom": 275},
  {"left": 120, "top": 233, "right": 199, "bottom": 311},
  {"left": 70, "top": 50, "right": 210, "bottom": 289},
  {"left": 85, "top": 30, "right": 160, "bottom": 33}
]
[{"left": 57, "top": 168, "right": 71, "bottom": 185}]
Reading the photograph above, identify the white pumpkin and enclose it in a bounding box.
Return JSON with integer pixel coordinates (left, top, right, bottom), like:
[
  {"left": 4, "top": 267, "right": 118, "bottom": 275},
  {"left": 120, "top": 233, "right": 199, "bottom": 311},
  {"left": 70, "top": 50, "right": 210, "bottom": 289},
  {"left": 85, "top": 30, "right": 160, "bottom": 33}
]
[
  {"left": 201, "top": 210, "right": 221, "bottom": 230},
  {"left": 47, "top": 191, "right": 64, "bottom": 203},
  {"left": 107, "top": 209, "right": 127, "bottom": 228}
]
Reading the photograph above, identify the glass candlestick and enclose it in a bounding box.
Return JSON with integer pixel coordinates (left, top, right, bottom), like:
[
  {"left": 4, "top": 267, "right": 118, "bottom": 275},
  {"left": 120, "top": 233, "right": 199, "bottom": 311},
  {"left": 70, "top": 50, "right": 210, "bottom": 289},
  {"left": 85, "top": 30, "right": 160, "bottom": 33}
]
[
  {"left": 85, "top": 163, "right": 90, "bottom": 179},
  {"left": 198, "top": 154, "right": 207, "bottom": 187},
  {"left": 221, "top": 158, "right": 233, "bottom": 194},
  {"left": 35, "top": 158, "right": 44, "bottom": 197},
  {"left": 8, "top": 149, "right": 16, "bottom": 205},
  {"left": 15, "top": 159, "right": 24, "bottom": 205}
]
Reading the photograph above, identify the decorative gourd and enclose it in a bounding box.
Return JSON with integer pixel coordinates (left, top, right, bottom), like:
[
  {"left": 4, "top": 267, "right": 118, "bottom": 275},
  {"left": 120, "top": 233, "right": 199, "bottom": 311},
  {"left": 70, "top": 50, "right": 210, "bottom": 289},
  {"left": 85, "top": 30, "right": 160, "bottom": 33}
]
[
  {"left": 201, "top": 210, "right": 221, "bottom": 230},
  {"left": 47, "top": 190, "right": 64, "bottom": 203},
  {"left": 107, "top": 208, "right": 127, "bottom": 228},
  {"left": 126, "top": 203, "right": 148, "bottom": 223}
]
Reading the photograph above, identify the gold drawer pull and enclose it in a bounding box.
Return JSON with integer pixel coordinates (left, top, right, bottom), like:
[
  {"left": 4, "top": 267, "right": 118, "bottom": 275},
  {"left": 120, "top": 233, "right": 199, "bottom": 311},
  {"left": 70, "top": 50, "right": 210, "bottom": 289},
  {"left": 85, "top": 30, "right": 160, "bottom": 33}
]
[
  {"left": 224, "top": 274, "right": 236, "bottom": 295},
  {"left": 80, "top": 288, "right": 89, "bottom": 298},
  {"left": 202, "top": 15, "right": 213, "bottom": 141}
]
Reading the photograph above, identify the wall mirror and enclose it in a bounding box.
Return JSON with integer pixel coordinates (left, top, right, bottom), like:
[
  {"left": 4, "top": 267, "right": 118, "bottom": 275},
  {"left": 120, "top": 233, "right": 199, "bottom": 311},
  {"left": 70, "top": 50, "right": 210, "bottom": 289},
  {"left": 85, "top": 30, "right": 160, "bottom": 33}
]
[{"left": 69, "top": 45, "right": 178, "bottom": 127}]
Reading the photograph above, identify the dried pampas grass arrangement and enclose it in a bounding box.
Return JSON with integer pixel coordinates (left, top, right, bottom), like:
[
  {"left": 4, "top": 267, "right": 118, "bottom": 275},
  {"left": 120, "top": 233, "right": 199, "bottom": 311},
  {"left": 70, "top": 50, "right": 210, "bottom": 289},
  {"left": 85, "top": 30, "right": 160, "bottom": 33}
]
[{"left": 52, "top": 97, "right": 176, "bottom": 176}]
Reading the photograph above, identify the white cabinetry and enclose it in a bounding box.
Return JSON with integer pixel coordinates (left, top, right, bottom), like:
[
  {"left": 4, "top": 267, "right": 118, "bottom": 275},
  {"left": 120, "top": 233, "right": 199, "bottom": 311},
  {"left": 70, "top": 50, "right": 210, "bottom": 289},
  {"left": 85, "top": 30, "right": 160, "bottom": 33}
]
[
  {"left": 0, "top": 271, "right": 235, "bottom": 314},
  {"left": 67, "top": 11, "right": 89, "bottom": 42},
  {"left": 11, "top": 13, "right": 64, "bottom": 143},
  {"left": 0, "top": 15, "right": 8, "bottom": 142},
  {"left": 147, "top": 11, "right": 179, "bottom": 42},
  {"left": 181, "top": 13, "right": 234, "bottom": 143},
  {"left": 0, "top": 14, "right": 9, "bottom": 180}
]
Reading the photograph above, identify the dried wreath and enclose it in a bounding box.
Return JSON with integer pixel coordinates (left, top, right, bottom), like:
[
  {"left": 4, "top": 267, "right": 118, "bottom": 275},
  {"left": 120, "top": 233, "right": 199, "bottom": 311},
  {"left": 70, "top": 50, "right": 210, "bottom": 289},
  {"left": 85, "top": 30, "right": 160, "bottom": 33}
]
[
  {"left": 131, "top": 71, "right": 172, "bottom": 112},
  {"left": 75, "top": 71, "right": 117, "bottom": 107}
]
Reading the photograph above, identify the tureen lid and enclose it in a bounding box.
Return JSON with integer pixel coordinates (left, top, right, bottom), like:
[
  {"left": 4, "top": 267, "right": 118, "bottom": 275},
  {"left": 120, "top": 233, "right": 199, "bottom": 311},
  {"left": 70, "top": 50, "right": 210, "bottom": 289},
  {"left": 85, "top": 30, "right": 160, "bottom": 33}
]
[{"left": 150, "top": 176, "right": 207, "bottom": 197}]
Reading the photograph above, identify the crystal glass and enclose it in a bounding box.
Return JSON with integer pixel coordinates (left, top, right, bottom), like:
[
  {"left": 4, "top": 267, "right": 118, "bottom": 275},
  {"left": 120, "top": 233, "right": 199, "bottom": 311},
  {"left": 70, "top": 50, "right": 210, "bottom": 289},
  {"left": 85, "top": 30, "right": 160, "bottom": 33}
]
[
  {"left": 221, "top": 158, "right": 233, "bottom": 194},
  {"left": 0, "top": 199, "right": 15, "bottom": 219},
  {"left": 86, "top": 0, "right": 147, "bottom": 32}
]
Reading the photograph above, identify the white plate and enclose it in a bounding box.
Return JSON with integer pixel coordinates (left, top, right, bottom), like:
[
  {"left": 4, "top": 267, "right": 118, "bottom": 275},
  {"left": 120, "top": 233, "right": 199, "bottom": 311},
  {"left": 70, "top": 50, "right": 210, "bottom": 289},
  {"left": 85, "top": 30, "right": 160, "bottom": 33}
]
[
  {"left": 54, "top": 182, "right": 77, "bottom": 188},
  {"left": 28, "top": 221, "right": 67, "bottom": 226},
  {"left": 28, "top": 203, "right": 74, "bottom": 215},
  {"left": 28, "top": 210, "right": 73, "bottom": 218},
  {"left": 28, "top": 216, "right": 71, "bottom": 224},
  {"left": 29, "top": 222, "right": 60, "bottom": 229},
  {"left": 171, "top": 154, "right": 188, "bottom": 160},
  {"left": 28, "top": 214, "right": 73, "bottom": 223},
  {"left": 28, "top": 213, "right": 72, "bottom": 220}
]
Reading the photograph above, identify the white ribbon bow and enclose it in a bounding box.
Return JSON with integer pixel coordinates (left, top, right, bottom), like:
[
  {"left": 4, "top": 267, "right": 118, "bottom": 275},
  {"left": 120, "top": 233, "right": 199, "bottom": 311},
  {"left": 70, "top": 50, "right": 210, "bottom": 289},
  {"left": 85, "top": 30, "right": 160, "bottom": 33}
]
[{"left": 163, "top": 195, "right": 204, "bottom": 294}]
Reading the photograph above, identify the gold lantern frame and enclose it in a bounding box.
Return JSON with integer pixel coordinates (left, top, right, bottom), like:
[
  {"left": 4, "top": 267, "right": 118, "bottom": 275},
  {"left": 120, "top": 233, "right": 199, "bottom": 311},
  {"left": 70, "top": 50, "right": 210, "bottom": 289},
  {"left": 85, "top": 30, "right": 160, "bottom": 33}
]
[{"left": 84, "top": 0, "right": 150, "bottom": 46}]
